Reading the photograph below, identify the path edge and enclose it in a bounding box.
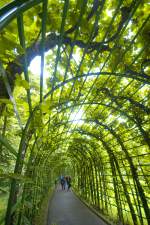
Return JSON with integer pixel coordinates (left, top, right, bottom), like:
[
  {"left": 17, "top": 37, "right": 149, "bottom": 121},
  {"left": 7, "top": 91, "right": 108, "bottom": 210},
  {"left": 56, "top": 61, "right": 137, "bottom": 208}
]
[
  {"left": 46, "top": 188, "right": 56, "bottom": 225},
  {"left": 73, "top": 189, "right": 115, "bottom": 225}
]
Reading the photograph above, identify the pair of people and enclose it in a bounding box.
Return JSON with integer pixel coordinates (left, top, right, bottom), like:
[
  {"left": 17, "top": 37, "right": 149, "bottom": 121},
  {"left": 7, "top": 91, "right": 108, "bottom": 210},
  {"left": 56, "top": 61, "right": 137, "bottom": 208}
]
[{"left": 60, "top": 175, "right": 71, "bottom": 191}]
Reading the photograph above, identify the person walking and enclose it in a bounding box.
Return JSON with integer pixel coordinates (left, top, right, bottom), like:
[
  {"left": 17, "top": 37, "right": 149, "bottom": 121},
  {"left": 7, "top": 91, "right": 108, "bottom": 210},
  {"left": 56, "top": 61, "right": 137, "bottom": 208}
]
[
  {"left": 60, "top": 176, "right": 65, "bottom": 190},
  {"left": 66, "top": 176, "right": 71, "bottom": 191},
  {"left": 55, "top": 178, "right": 57, "bottom": 188}
]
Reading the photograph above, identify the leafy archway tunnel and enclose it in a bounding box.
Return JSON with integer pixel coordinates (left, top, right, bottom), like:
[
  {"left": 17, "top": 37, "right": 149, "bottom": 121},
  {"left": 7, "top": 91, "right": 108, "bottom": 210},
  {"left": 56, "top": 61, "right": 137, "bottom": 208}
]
[{"left": 0, "top": 0, "right": 149, "bottom": 225}]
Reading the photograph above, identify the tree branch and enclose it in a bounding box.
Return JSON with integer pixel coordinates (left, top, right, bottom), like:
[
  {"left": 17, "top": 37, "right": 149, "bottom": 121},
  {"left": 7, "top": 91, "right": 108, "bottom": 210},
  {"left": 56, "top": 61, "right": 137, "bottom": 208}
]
[
  {"left": 0, "top": 32, "right": 110, "bottom": 113},
  {"left": 87, "top": 0, "right": 101, "bottom": 21}
]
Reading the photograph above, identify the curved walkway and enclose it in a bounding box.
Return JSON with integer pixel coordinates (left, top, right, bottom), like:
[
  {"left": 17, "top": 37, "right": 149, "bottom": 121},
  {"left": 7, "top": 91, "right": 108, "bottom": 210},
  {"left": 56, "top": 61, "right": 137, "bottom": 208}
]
[{"left": 47, "top": 187, "right": 107, "bottom": 225}]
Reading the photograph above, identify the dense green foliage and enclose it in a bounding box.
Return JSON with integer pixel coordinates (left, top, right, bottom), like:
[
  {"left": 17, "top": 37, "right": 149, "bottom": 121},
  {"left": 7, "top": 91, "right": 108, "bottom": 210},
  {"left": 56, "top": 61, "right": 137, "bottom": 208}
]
[{"left": 0, "top": 0, "right": 150, "bottom": 225}]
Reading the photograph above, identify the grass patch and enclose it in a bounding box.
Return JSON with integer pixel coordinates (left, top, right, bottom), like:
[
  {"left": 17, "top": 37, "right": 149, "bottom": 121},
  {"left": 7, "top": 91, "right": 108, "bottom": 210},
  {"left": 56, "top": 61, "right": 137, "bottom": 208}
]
[{"left": 0, "top": 193, "right": 8, "bottom": 225}]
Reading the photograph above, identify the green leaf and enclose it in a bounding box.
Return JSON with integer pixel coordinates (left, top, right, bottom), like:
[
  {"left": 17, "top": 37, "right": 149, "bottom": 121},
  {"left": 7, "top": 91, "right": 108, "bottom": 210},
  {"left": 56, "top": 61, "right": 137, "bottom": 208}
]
[
  {"left": 15, "top": 75, "right": 30, "bottom": 90},
  {"left": 0, "top": 134, "right": 17, "bottom": 157},
  {"left": 21, "top": 80, "right": 30, "bottom": 90},
  {"left": 22, "top": 215, "right": 31, "bottom": 225},
  {"left": 11, "top": 196, "right": 22, "bottom": 215},
  {"left": 0, "top": 98, "right": 12, "bottom": 105}
]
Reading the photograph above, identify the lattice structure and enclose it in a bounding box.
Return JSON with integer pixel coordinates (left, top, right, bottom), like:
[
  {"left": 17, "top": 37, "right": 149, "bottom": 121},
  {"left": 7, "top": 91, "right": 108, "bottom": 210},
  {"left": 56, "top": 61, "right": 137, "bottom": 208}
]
[{"left": 0, "top": 1, "right": 149, "bottom": 225}]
